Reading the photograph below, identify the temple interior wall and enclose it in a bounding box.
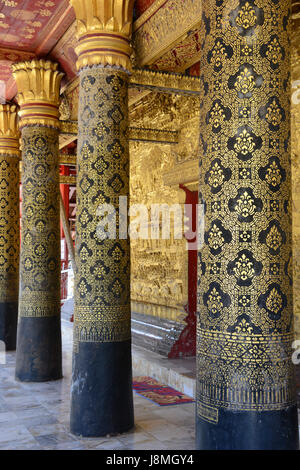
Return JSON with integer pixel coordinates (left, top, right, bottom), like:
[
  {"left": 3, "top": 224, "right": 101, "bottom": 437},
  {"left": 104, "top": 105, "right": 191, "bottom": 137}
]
[
  {"left": 292, "top": 85, "right": 300, "bottom": 340},
  {"left": 129, "top": 141, "right": 188, "bottom": 324}
]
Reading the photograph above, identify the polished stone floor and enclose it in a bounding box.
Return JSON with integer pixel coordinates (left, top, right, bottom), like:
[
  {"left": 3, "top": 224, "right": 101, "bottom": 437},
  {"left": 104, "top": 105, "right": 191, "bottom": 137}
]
[{"left": 0, "top": 320, "right": 195, "bottom": 450}]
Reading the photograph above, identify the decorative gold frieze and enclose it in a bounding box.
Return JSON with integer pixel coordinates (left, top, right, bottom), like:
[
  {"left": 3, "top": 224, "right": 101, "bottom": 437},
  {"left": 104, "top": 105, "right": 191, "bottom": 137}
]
[
  {"left": 70, "top": 0, "right": 134, "bottom": 70},
  {"left": 59, "top": 95, "right": 71, "bottom": 121},
  {"left": 0, "top": 104, "right": 20, "bottom": 156},
  {"left": 12, "top": 60, "right": 63, "bottom": 129},
  {"left": 133, "top": 0, "right": 202, "bottom": 66},
  {"left": 130, "top": 127, "right": 178, "bottom": 144},
  {"left": 60, "top": 120, "right": 78, "bottom": 135}
]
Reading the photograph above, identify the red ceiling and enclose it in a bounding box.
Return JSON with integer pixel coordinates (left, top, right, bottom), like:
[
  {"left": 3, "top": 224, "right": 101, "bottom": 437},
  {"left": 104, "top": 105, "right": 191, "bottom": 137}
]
[
  {"left": 0, "top": 0, "right": 68, "bottom": 51},
  {"left": 0, "top": 0, "right": 157, "bottom": 101},
  {"left": 0, "top": 0, "right": 74, "bottom": 100},
  {"left": 0, "top": 0, "right": 183, "bottom": 102},
  {"left": 134, "top": 0, "right": 156, "bottom": 18}
]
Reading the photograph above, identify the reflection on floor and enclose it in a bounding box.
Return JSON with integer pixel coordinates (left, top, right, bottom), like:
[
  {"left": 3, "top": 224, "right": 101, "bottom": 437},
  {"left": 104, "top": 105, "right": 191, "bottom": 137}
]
[{"left": 0, "top": 320, "right": 195, "bottom": 450}]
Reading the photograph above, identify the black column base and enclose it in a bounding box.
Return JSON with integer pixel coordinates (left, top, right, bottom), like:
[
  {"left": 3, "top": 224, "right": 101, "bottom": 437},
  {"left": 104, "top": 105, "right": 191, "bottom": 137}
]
[
  {"left": 15, "top": 316, "right": 62, "bottom": 382},
  {"left": 0, "top": 301, "right": 18, "bottom": 351},
  {"left": 70, "top": 340, "right": 134, "bottom": 437},
  {"left": 196, "top": 405, "right": 299, "bottom": 450}
]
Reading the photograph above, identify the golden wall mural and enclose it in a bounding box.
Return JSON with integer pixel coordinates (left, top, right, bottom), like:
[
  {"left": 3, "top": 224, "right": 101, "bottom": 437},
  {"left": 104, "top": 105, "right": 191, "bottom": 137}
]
[
  {"left": 291, "top": 14, "right": 300, "bottom": 340},
  {"left": 130, "top": 140, "right": 188, "bottom": 322}
]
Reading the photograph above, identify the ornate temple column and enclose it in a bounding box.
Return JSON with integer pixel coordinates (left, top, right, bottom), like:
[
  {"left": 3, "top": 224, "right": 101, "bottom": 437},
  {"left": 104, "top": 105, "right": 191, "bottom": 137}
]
[
  {"left": 0, "top": 105, "right": 20, "bottom": 350},
  {"left": 12, "top": 60, "right": 63, "bottom": 382},
  {"left": 197, "top": 0, "right": 299, "bottom": 449},
  {"left": 69, "top": 0, "right": 134, "bottom": 436}
]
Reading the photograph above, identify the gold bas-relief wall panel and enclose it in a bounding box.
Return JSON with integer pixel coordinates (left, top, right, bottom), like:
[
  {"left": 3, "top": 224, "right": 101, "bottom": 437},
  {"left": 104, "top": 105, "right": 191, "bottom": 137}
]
[
  {"left": 130, "top": 141, "right": 188, "bottom": 322},
  {"left": 292, "top": 14, "right": 300, "bottom": 340},
  {"left": 292, "top": 87, "right": 300, "bottom": 340}
]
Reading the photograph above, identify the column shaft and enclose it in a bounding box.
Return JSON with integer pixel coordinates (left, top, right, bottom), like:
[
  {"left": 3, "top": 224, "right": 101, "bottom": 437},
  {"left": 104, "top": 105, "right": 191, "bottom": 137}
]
[
  {"left": 69, "top": 0, "right": 134, "bottom": 436},
  {"left": 197, "top": 0, "right": 298, "bottom": 449},
  {"left": 0, "top": 105, "right": 20, "bottom": 350},
  {"left": 13, "top": 60, "right": 63, "bottom": 382},
  {"left": 16, "top": 127, "right": 62, "bottom": 381},
  {"left": 70, "top": 68, "right": 133, "bottom": 437}
]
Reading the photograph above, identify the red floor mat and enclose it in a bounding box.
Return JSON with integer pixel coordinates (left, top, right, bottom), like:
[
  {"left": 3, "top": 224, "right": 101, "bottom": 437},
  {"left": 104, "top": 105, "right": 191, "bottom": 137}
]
[{"left": 133, "top": 376, "right": 194, "bottom": 406}]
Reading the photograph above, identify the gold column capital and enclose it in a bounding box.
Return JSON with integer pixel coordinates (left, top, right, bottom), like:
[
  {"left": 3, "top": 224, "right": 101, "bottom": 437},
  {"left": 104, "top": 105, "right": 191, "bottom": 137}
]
[
  {"left": 70, "top": 0, "right": 134, "bottom": 71},
  {"left": 12, "top": 59, "right": 64, "bottom": 129},
  {"left": 0, "top": 104, "right": 20, "bottom": 156}
]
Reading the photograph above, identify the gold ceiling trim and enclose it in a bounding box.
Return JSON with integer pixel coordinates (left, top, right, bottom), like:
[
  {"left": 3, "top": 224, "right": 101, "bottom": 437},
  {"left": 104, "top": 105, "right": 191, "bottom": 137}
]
[{"left": 133, "top": 0, "right": 169, "bottom": 31}]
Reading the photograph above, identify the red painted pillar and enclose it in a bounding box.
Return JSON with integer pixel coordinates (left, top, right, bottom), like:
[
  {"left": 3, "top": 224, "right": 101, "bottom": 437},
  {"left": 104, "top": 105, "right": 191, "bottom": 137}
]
[
  {"left": 60, "top": 165, "right": 69, "bottom": 301},
  {"left": 169, "top": 184, "right": 198, "bottom": 358}
]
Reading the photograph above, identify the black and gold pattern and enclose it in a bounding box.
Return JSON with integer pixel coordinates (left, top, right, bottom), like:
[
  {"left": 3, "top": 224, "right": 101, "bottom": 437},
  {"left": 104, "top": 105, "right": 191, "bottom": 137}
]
[
  {"left": 0, "top": 153, "right": 19, "bottom": 303},
  {"left": 198, "top": 0, "right": 296, "bottom": 418},
  {"left": 74, "top": 68, "right": 130, "bottom": 351},
  {"left": 19, "top": 127, "right": 60, "bottom": 318}
]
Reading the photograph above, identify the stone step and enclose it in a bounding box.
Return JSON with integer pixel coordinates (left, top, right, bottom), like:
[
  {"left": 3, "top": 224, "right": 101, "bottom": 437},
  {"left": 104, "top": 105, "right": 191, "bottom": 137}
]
[{"left": 132, "top": 343, "right": 196, "bottom": 399}]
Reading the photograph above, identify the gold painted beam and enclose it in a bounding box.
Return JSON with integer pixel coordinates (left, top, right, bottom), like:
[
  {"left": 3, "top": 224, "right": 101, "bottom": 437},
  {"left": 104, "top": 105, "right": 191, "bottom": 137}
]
[
  {"left": 129, "top": 127, "right": 178, "bottom": 144},
  {"left": 60, "top": 121, "right": 179, "bottom": 144},
  {"left": 59, "top": 175, "right": 76, "bottom": 185},
  {"left": 61, "top": 68, "right": 200, "bottom": 101},
  {"left": 60, "top": 120, "right": 78, "bottom": 135},
  {"left": 59, "top": 154, "right": 76, "bottom": 166},
  {"left": 130, "top": 69, "right": 200, "bottom": 96}
]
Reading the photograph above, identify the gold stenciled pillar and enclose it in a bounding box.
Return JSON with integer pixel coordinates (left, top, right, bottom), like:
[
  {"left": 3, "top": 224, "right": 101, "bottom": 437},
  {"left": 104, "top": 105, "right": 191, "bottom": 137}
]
[
  {"left": 69, "top": 0, "right": 134, "bottom": 437},
  {"left": 0, "top": 105, "right": 20, "bottom": 351},
  {"left": 12, "top": 59, "right": 63, "bottom": 382},
  {"left": 197, "top": 0, "right": 298, "bottom": 449}
]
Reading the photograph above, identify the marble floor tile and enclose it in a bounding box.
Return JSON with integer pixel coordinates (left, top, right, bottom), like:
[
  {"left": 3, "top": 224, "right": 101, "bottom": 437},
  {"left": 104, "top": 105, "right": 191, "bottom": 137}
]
[
  {"left": 26, "top": 423, "right": 68, "bottom": 437},
  {"left": 0, "top": 322, "right": 197, "bottom": 450},
  {"left": 34, "top": 432, "right": 78, "bottom": 447},
  {"left": 0, "top": 425, "right": 34, "bottom": 444}
]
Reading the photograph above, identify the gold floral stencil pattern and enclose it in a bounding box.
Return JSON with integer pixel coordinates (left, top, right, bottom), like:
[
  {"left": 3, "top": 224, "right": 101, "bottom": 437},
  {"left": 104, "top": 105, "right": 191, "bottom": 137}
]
[
  {"left": 19, "top": 127, "right": 60, "bottom": 318},
  {"left": 73, "top": 68, "right": 131, "bottom": 351},
  {"left": 197, "top": 0, "right": 296, "bottom": 419}
]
